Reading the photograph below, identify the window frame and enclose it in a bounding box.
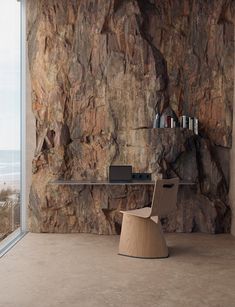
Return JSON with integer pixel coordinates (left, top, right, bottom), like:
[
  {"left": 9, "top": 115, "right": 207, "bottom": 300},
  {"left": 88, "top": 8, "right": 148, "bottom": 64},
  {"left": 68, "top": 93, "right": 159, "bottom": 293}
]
[{"left": 0, "top": 0, "right": 27, "bottom": 257}]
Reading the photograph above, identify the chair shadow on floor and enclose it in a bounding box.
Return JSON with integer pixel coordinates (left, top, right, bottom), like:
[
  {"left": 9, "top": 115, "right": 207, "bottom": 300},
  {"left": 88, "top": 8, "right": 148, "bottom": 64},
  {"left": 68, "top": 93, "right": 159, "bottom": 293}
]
[{"left": 168, "top": 245, "right": 195, "bottom": 257}]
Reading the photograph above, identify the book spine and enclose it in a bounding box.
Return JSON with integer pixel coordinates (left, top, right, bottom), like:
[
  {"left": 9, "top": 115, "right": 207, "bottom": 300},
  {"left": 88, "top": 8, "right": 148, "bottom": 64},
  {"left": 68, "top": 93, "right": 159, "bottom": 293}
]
[
  {"left": 160, "top": 115, "right": 165, "bottom": 128},
  {"left": 153, "top": 113, "right": 160, "bottom": 128},
  {"left": 164, "top": 116, "right": 168, "bottom": 128},
  {"left": 182, "top": 116, "right": 187, "bottom": 128},
  {"left": 167, "top": 116, "right": 171, "bottom": 128},
  {"left": 194, "top": 118, "right": 198, "bottom": 135},
  {"left": 179, "top": 116, "right": 183, "bottom": 127},
  {"left": 186, "top": 116, "right": 189, "bottom": 129},
  {"left": 189, "top": 117, "right": 193, "bottom": 130}
]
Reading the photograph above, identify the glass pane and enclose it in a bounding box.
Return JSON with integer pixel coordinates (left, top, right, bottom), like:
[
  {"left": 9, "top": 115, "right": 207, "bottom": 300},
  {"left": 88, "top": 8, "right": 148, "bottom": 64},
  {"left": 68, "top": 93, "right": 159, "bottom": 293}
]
[{"left": 0, "top": 1, "right": 21, "bottom": 241}]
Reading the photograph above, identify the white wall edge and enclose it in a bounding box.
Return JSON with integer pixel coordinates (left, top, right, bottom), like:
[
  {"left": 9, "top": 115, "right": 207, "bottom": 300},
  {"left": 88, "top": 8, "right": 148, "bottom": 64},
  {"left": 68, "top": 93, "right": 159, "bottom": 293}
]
[{"left": 20, "top": 0, "right": 27, "bottom": 233}]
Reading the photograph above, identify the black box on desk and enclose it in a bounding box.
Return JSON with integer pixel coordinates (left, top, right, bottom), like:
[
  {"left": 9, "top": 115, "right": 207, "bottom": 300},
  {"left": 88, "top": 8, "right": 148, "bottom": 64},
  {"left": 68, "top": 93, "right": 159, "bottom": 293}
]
[
  {"left": 109, "top": 165, "right": 132, "bottom": 183},
  {"left": 132, "top": 173, "right": 152, "bottom": 181}
]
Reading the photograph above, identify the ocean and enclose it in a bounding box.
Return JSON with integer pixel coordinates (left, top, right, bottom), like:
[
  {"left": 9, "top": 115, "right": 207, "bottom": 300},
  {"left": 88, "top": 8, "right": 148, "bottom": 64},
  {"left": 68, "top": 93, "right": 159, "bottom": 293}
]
[{"left": 0, "top": 150, "right": 20, "bottom": 189}]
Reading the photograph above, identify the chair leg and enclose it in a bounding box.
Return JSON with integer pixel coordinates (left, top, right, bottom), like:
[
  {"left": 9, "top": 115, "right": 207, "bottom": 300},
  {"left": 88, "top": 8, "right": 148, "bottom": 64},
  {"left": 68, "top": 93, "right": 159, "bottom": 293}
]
[{"left": 119, "top": 214, "right": 168, "bottom": 258}]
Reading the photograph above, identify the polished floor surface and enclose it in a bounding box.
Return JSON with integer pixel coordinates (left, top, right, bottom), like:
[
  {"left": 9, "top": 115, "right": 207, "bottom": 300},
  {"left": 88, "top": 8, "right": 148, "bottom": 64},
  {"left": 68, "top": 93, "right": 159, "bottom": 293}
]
[{"left": 0, "top": 233, "right": 235, "bottom": 307}]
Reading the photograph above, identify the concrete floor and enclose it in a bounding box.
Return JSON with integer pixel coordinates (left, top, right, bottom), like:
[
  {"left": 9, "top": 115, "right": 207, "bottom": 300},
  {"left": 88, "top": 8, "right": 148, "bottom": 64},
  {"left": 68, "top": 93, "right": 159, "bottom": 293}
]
[{"left": 0, "top": 233, "right": 235, "bottom": 307}]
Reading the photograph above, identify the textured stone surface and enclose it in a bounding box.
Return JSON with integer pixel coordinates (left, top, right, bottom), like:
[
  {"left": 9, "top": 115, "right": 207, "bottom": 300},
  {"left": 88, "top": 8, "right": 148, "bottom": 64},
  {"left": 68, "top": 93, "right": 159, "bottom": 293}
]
[
  {"left": 139, "top": 0, "right": 235, "bottom": 147},
  {"left": 27, "top": 0, "right": 234, "bottom": 234}
]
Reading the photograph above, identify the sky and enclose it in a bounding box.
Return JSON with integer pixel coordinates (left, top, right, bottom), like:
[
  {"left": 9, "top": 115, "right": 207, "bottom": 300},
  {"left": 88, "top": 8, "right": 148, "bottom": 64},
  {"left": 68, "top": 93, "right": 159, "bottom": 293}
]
[{"left": 0, "top": 0, "right": 20, "bottom": 151}]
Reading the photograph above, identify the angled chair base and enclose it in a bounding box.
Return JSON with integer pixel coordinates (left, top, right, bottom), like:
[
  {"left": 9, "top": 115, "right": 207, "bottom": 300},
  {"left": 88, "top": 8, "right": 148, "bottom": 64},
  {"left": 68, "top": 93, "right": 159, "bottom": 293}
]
[{"left": 119, "top": 213, "right": 168, "bottom": 259}]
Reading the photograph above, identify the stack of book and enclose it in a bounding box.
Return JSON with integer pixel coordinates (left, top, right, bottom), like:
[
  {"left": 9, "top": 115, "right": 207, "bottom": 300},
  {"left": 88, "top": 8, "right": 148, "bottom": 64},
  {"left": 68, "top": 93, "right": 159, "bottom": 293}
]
[
  {"left": 153, "top": 114, "right": 177, "bottom": 129},
  {"left": 153, "top": 113, "right": 199, "bottom": 135},
  {"left": 179, "top": 115, "right": 198, "bottom": 135}
]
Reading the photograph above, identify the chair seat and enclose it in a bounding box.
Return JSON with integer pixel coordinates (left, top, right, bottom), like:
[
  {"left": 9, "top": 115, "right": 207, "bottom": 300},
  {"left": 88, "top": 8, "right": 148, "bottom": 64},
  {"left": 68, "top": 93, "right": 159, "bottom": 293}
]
[{"left": 120, "top": 207, "right": 151, "bottom": 218}]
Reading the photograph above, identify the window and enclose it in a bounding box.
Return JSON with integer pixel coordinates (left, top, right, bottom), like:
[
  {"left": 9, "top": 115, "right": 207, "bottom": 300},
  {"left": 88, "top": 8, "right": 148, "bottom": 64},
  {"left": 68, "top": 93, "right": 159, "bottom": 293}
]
[{"left": 0, "top": 0, "right": 26, "bottom": 256}]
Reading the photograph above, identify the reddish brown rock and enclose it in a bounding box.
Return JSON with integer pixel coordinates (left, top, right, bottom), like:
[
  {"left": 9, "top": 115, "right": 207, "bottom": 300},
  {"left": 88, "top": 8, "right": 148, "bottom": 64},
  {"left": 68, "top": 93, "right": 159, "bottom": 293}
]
[
  {"left": 27, "top": 0, "right": 234, "bottom": 234},
  {"left": 139, "top": 0, "right": 235, "bottom": 147}
]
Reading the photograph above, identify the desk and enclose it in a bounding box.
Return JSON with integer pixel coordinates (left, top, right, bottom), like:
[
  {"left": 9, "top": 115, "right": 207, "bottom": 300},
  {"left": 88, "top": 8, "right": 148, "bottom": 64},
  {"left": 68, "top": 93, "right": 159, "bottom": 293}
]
[{"left": 50, "top": 180, "right": 196, "bottom": 186}]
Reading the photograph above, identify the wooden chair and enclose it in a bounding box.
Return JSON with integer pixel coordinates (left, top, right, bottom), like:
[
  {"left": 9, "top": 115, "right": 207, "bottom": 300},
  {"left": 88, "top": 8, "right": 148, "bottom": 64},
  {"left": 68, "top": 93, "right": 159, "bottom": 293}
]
[{"left": 118, "top": 178, "right": 179, "bottom": 258}]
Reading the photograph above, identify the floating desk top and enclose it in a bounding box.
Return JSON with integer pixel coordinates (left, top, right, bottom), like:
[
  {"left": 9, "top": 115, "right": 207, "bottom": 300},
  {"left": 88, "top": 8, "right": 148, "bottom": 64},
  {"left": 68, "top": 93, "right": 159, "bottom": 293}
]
[{"left": 50, "top": 180, "right": 196, "bottom": 186}]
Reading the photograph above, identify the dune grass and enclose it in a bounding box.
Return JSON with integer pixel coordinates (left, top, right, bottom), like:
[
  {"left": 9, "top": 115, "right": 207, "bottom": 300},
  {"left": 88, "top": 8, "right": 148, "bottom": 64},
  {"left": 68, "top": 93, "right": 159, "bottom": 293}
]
[{"left": 0, "top": 188, "right": 19, "bottom": 202}]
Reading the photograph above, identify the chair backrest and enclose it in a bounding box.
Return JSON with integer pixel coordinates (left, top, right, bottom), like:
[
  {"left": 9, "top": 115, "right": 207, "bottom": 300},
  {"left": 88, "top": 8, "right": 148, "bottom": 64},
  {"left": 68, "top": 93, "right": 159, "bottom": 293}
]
[{"left": 150, "top": 178, "right": 179, "bottom": 217}]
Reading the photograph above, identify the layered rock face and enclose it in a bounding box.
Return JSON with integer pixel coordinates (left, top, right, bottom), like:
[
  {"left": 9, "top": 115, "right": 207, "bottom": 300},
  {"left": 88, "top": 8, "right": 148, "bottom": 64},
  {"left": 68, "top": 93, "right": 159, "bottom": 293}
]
[{"left": 27, "top": 0, "right": 234, "bottom": 234}]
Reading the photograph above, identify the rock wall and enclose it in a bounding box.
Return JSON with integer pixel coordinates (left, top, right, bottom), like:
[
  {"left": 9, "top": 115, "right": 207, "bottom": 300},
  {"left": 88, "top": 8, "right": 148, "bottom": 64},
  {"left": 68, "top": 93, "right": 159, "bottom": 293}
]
[{"left": 27, "top": 0, "right": 234, "bottom": 234}]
